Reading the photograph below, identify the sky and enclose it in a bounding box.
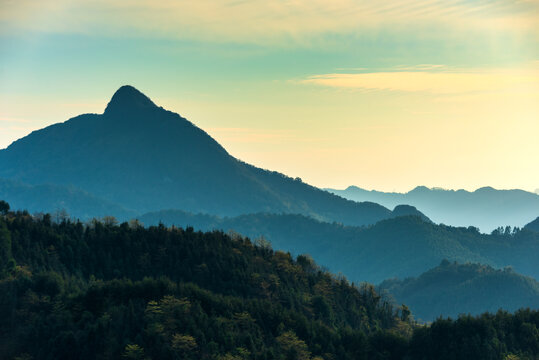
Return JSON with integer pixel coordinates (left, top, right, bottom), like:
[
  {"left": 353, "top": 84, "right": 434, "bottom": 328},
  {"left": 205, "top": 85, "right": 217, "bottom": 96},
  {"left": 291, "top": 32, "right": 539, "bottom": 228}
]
[{"left": 1, "top": 0, "right": 538, "bottom": 193}]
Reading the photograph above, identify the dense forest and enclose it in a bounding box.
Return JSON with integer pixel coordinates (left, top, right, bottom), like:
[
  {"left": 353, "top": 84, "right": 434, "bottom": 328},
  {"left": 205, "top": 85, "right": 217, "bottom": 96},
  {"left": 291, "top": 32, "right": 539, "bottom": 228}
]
[
  {"left": 138, "top": 210, "right": 539, "bottom": 283},
  {"left": 380, "top": 261, "right": 539, "bottom": 321},
  {"left": 1, "top": 203, "right": 538, "bottom": 359}
]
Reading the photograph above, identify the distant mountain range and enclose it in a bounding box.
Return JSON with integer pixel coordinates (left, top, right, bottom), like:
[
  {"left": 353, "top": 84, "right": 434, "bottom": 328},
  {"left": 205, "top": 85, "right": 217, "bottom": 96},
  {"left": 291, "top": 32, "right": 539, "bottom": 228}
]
[
  {"left": 380, "top": 261, "right": 539, "bottom": 321},
  {"left": 138, "top": 210, "right": 539, "bottom": 284},
  {"left": 327, "top": 185, "right": 539, "bottom": 232},
  {"left": 0, "top": 86, "right": 394, "bottom": 227}
]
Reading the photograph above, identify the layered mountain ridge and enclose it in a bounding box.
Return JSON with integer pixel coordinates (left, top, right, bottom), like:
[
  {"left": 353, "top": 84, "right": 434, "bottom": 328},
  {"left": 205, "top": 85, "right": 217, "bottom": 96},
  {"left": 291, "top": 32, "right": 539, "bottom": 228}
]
[{"left": 327, "top": 185, "right": 539, "bottom": 232}]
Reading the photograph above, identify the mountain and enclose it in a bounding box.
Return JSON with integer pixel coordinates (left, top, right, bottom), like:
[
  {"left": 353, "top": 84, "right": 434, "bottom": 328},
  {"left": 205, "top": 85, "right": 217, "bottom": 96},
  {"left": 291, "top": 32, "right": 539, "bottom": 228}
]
[
  {"left": 2, "top": 209, "right": 539, "bottom": 360},
  {"left": 390, "top": 204, "right": 431, "bottom": 223},
  {"left": 525, "top": 217, "right": 539, "bottom": 232},
  {"left": 380, "top": 261, "right": 539, "bottom": 321},
  {"left": 0, "top": 177, "right": 134, "bottom": 220},
  {"left": 0, "top": 208, "right": 405, "bottom": 359},
  {"left": 327, "top": 185, "right": 539, "bottom": 232},
  {"left": 0, "top": 86, "right": 391, "bottom": 226},
  {"left": 138, "top": 210, "right": 539, "bottom": 284}
]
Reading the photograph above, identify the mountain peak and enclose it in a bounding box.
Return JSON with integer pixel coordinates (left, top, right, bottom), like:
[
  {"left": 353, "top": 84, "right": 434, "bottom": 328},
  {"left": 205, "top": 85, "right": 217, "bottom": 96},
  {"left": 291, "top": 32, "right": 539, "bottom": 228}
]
[{"left": 104, "top": 85, "right": 157, "bottom": 114}]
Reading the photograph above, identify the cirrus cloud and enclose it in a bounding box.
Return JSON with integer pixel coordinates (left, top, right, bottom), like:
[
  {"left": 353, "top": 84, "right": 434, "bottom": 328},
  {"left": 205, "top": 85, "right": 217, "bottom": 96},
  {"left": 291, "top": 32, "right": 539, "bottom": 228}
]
[
  {"left": 299, "top": 64, "right": 539, "bottom": 94},
  {"left": 1, "top": 0, "right": 538, "bottom": 44}
]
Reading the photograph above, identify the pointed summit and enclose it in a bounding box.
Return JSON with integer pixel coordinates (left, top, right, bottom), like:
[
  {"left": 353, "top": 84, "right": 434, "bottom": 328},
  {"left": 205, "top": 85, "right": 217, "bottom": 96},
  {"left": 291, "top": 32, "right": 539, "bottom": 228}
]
[{"left": 104, "top": 85, "right": 157, "bottom": 114}]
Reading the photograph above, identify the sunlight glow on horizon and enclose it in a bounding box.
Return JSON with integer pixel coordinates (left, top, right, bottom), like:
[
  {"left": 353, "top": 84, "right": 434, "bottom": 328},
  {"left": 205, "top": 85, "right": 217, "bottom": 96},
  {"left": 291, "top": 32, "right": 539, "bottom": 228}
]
[{"left": 1, "top": 0, "right": 538, "bottom": 192}]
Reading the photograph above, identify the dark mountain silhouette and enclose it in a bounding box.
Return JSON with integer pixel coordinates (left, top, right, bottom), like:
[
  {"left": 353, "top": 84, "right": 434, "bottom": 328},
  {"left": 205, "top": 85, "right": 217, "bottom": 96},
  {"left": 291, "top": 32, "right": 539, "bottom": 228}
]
[
  {"left": 380, "top": 261, "right": 539, "bottom": 321},
  {"left": 0, "top": 177, "right": 134, "bottom": 220},
  {"left": 0, "top": 86, "right": 390, "bottom": 226},
  {"left": 327, "top": 185, "right": 539, "bottom": 232},
  {"left": 390, "top": 204, "right": 431, "bottom": 223},
  {"left": 138, "top": 210, "right": 539, "bottom": 284},
  {"left": 525, "top": 217, "right": 539, "bottom": 232}
]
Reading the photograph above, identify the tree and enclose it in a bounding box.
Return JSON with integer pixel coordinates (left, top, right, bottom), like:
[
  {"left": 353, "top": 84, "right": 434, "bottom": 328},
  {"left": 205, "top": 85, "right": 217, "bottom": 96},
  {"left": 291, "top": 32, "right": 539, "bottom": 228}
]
[
  {"left": 53, "top": 209, "right": 69, "bottom": 223},
  {"left": 0, "top": 200, "right": 9, "bottom": 215},
  {"left": 276, "top": 331, "right": 311, "bottom": 360},
  {"left": 401, "top": 304, "right": 412, "bottom": 322},
  {"left": 171, "top": 334, "right": 198, "bottom": 355},
  {"left": 102, "top": 216, "right": 118, "bottom": 226},
  {"left": 122, "top": 344, "right": 147, "bottom": 360},
  {"left": 0, "top": 220, "right": 15, "bottom": 274}
]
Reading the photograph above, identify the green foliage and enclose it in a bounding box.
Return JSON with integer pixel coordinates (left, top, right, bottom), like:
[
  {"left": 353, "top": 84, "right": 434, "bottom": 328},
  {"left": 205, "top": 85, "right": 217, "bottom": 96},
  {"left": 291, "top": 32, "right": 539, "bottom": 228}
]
[
  {"left": 0, "top": 209, "right": 537, "bottom": 359},
  {"left": 0, "top": 200, "right": 9, "bottom": 215},
  {"left": 122, "top": 344, "right": 147, "bottom": 359},
  {"left": 138, "top": 211, "right": 539, "bottom": 284},
  {"left": 409, "top": 310, "right": 539, "bottom": 360},
  {"left": 0, "top": 218, "right": 15, "bottom": 275},
  {"left": 0, "top": 210, "right": 401, "bottom": 360}
]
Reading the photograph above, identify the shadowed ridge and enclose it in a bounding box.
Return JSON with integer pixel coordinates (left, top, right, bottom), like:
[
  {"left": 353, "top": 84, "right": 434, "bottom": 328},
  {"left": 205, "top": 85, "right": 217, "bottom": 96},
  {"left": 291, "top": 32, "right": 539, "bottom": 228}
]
[
  {"left": 524, "top": 217, "right": 539, "bottom": 232},
  {"left": 391, "top": 204, "right": 431, "bottom": 222},
  {"left": 104, "top": 85, "right": 157, "bottom": 114}
]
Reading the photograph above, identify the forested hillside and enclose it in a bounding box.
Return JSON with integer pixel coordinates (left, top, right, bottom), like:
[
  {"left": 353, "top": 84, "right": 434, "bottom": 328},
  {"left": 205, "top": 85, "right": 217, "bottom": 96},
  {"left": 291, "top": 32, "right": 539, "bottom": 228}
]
[
  {"left": 138, "top": 210, "right": 539, "bottom": 283},
  {"left": 0, "top": 207, "right": 404, "bottom": 359},
  {"left": 380, "top": 261, "right": 539, "bottom": 321},
  {"left": 1, "top": 207, "right": 538, "bottom": 359}
]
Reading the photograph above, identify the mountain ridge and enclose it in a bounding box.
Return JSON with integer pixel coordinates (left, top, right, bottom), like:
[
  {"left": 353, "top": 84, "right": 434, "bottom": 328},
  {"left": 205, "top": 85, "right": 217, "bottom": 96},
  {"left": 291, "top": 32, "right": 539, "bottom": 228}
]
[
  {"left": 137, "top": 209, "right": 539, "bottom": 284},
  {"left": 380, "top": 261, "right": 539, "bottom": 321},
  {"left": 0, "top": 86, "right": 391, "bottom": 226},
  {"left": 328, "top": 185, "right": 539, "bottom": 232}
]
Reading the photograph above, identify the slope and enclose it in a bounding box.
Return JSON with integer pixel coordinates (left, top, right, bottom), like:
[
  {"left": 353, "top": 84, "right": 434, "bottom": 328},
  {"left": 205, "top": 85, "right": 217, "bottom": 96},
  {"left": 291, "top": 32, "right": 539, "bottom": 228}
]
[
  {"left": 0, "top": 209, "right": 403, "bottom": 360},
  {"left": 0, "top": 177, "right": 135, "bottom": 220},
  {"left": 0, "top": 86, "right": 390, "bottom": 226},
  {"left": 380, "top": 261, "right": 539, "bottom": 321},
  {"left": 138, "top": 209, "right": 539, "bottom": 284},
  {"left": 525, "top": 217, "right": 539, "bottom": 232}
]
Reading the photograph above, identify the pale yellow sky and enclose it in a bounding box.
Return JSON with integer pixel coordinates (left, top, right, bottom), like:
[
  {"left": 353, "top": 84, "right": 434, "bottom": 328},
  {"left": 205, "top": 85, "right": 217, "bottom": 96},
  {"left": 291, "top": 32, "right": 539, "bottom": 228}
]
[{"left": 1, "top": 0, "right": 538, "bottom": 192}]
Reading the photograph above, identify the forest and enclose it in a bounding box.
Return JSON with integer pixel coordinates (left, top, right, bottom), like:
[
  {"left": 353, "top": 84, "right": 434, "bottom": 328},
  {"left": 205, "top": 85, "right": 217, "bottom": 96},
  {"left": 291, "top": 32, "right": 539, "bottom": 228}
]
[
  {"left": 379, "top": 261, "right": 539, "bottom": 321},
  {"left": 138, "top": 210, "right": 539, "bottom": 283},
  {"left": 1, "top": 203, "right": 538, "bottom": 359}
]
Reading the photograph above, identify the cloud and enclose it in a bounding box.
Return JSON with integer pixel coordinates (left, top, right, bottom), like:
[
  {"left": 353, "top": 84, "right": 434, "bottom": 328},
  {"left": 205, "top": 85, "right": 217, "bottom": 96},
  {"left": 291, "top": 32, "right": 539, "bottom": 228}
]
[
  {"left": 1, "top": 0, "right": 537, "bottom": 44},
  {"left": 299, "top": 64, "right": 539, "bottom": 94}
]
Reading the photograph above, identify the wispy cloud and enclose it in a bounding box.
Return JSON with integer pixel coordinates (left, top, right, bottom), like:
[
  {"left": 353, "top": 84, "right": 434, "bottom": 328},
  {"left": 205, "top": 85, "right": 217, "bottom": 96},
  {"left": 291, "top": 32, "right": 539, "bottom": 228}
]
[
  {"left": 1, "top": 0, "right": 537, "bottom": 44},
  {"left": 298, "top": 64, "right": 539, "bottom": 94}
]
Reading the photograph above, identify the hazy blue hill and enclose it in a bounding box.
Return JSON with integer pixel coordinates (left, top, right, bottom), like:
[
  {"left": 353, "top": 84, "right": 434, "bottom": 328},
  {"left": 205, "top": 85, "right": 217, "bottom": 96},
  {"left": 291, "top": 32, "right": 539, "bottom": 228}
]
[
  {"left": 327, "top": 185, "right": 539, "bottom": 232},
  {"left": 138, "top": 210, "right": 539, "bottom": 284},
  {"left": 0, "top": 177, "right": 134, "bottom": 220},
  {"left": 390, "top": 204, "right": 431, "bottom": 223},
  {"left": 525, "top": 217, "right": 539, "bottom": 232},
  {"left": 380, "top": 261, "right": 539, "bottom": 321},
  {"left": 0, "top": 86, "right": 390, "bottom": 226}
]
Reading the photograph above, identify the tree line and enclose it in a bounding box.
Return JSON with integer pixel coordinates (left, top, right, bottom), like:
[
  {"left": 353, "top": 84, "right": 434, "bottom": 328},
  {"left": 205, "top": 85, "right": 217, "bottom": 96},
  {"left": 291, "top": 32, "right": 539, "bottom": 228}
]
[{"left": 0, "top": 203, "right": 538, "bottom": 359}]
